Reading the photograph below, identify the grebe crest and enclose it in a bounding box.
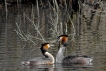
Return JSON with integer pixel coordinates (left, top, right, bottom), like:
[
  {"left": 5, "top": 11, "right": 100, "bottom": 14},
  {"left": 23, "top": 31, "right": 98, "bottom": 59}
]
[
  {"left": 21, "top": 43, "right": 54, "bottom": 65},
  {"left": 58, "top": 35, "right": 68, "bottom": 46}
]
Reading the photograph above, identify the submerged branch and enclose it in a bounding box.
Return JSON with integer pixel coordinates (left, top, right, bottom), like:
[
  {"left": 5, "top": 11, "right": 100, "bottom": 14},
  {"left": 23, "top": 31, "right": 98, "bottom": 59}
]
[
  {"left": 68, "top": 15, "right": 76, "bottom": 42},
  {"left": 15, "top": 23, "right": 36, "bottom": 44},
  {"left": 24, "top": 13, "right": 46, "bottom": 42}
]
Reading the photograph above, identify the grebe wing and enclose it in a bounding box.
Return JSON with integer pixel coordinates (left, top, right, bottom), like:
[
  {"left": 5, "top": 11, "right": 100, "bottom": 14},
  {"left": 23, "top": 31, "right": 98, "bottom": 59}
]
[
  {"left": 28, "top": 57, "right": 52, "bottom": 64},
  {"left": 62, "top": 55, "right": 93, "bottom": 64},
  {"left": 29, "top": 57, "right": 49, "bottom": 62}
]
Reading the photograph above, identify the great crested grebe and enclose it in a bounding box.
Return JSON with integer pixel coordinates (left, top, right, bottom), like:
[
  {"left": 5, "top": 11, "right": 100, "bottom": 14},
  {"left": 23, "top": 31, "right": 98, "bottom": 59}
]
[
  {"left": 21, "top": 43, "right": 55, "bottom": 65},
  {"left": 56, "top": 35, "right": 93, "bottom": 64}
]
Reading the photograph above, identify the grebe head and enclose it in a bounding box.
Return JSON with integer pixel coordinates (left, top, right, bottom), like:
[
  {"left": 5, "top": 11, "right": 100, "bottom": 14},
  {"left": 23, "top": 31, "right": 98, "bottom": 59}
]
[
  {"left": 40, "top": 43, "right": 50, "bottom": 58},
  {"left": 57, "top": 35, "right": 68, "bottom": 46}
]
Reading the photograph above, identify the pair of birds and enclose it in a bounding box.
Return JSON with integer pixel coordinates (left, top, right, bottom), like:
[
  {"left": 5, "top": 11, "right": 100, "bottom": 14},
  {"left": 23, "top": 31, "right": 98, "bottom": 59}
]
[{"left": 21, "top": 35, "right": 93, "bottom": 65}]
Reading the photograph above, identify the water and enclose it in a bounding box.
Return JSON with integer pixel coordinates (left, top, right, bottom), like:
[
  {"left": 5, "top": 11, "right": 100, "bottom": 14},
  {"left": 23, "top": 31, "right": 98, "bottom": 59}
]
[{"left": 0, "top": 2, "right": 106, "bottom": 71}]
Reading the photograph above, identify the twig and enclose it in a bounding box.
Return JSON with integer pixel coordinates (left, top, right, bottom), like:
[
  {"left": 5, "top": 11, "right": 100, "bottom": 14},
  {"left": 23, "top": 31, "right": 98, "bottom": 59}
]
[
  {"left": 24, "top": 13, "right": 46, "bottom": 42},
  {"left": 68, "top": 15, "right": 76, "bottom": 42}
]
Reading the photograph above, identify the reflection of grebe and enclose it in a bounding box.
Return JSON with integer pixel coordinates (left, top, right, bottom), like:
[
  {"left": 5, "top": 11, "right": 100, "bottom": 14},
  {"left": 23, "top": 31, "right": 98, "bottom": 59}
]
[
  {"left": 21, "top": 43, "right": 54, "bottom": 65},
  {"left": 56, "top": 35, "right": 93, "bottom": 64}
]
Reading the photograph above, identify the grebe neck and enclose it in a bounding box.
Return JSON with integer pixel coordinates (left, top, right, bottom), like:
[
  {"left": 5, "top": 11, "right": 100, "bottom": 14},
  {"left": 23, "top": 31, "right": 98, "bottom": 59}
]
[
  {"left": 56, "top": 45, "right": 65, "bottom": 63},
  {"left": 45, "top": 52, "right": 55, "bottom": 63}
]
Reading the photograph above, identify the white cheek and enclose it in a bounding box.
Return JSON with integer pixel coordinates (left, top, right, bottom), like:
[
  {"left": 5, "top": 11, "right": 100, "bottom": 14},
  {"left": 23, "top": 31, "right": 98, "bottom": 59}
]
[
  {"left": 59, "top": 37, "right": 62, "bottom": 41},
  {"left": 47, "top": 44, "right": 50, "bottom": 48}
]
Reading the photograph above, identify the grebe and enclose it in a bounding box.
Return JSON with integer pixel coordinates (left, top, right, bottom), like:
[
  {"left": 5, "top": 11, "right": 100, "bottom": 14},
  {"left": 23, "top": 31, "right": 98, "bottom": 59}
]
[
  {"left": 21, "top": 43, "right": 55, "bottom": 65},
  {"left": 56, "top": 35, "right": 93, "bottom": 64}
]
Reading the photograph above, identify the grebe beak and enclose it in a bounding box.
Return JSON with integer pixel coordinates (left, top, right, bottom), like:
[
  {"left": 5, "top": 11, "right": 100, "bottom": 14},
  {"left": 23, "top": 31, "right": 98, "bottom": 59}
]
[{"left": 49, "top": 44, "right": 55, "bottom": 47}]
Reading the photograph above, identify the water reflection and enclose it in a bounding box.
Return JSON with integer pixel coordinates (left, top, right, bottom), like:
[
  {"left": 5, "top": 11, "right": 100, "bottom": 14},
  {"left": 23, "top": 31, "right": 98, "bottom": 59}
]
[
  {"left": 21, "top": 64, "right": 55, "bottom": 71},
  {"left": 55, "top": 63, "right": 93, "bottom": 71},
  {"left": 20, "top": 63, "right": 93, "bottom": 71}
]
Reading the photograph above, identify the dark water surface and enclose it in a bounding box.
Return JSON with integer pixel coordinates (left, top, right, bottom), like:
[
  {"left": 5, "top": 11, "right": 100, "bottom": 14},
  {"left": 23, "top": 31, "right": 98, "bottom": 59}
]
[{"left": 0, "top": 3, "right": 106, "bottom": 71}]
